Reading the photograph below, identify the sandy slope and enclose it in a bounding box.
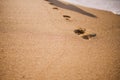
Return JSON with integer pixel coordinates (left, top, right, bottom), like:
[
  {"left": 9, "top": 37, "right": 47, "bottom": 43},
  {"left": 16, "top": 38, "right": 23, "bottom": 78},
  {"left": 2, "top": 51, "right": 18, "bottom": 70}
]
[{"left": 0, "top": 0, "right": 120, "bottom": 80}]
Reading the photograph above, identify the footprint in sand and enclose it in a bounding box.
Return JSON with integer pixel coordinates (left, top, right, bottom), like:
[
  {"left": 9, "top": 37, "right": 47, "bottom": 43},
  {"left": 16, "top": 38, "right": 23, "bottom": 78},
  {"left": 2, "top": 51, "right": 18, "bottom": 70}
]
[
  {"left": 74, "top": 28, "right": 96, "bottom": 40},
  {"left": 82, "top": 33, "right": 96, "bottom": 40},
  {"left": 44, "top": 0, "right": 53, "bottom": 5},
  {"left": 49, "top": 2, "right": 54, "bottom": 5},
  {"left": 44, "top": 0, "right": 58, "bottom": 10},
  {"left": 44, "top": 0, "right": 49, "bottom": 1},
  {"left": 53, "top": 7, "right": 59, "bottom": 10},
  {"left": 44, "top": 0, "right": 54, "bottom": 5},
  {"left": 74, "top": 28, "right": 86, "bottom": 35},
  {"left": 63, "top": 15, "right": 71, "bottom": 18},
  {"left": 63, "top": 15, "right": 71, "bottom": 20}
]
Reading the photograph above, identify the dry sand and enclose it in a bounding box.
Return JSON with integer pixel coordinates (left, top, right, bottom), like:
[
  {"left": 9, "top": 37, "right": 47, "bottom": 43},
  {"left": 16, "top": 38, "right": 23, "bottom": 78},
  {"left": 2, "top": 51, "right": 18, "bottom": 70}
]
[{"left": 0, "top": 0, "right": 120, "bottom": 80}]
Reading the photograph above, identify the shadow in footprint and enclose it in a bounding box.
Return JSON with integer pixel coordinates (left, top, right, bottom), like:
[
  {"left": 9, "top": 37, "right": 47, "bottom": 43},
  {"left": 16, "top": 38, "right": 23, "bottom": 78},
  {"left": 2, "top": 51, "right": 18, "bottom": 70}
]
[
  {"left": 63, "top": 15, "right": 71, "bottom": 20},
  {"left": 82, "top": 33, "right": 96, "bottom": 40},
  {"left": 53, "top": 7, "right": 59, "bottom": 10},
  {"left": 46, "top": 0, "right": 97, "bottom": 18},
  {"left": 49, "top": 2, "right": 54, "bottom": 5},
  {"left": 63, "top": 15, "right": 71, "bottom": 18}
]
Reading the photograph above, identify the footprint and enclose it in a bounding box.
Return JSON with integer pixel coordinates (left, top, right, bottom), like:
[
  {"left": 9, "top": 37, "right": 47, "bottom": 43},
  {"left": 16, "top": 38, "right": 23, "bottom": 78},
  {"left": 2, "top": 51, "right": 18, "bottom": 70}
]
[
  {"left": 49, "top": 2, "right": 54, "bottom": 5},
  {"left": 63, "top": 15, "right": 71, "bottom": 20},
  {"left": 74, "top": 28, "right": 86, "bottom": 35},
  {"left": 63, "top": 15, "right": 71, "bottom": 18},
  {"left": 82, "top": 33, "right": 96, "bottom": 40},
  {"left": 44, "top": 0, "right": 49, "bottom": 1},
  {"left": 53, "top": 7, "right": 59, "bottom": 10}
]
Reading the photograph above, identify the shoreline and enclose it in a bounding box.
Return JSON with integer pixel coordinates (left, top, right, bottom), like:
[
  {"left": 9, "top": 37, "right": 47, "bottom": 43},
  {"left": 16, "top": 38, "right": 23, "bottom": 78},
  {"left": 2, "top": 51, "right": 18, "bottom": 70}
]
[{"left": 62, "top": 0, "right": 120, "bottom": 15}]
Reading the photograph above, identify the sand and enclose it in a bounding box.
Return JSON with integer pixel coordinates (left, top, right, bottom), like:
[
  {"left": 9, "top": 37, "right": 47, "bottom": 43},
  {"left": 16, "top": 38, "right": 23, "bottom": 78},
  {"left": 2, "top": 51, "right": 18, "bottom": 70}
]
[{"left": 0, "top": 0, "right": 120, "bottom": 80}]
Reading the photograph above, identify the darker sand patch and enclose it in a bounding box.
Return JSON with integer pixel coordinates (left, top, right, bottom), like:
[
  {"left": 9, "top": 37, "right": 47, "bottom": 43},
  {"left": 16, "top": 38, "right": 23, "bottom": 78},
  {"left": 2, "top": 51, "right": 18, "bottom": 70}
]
[
  {"left": 0, "top": 48, "right": 4, "bottom": 53},
  {"left": 22, "top": 75, "right": 26, "bottom": 79}
]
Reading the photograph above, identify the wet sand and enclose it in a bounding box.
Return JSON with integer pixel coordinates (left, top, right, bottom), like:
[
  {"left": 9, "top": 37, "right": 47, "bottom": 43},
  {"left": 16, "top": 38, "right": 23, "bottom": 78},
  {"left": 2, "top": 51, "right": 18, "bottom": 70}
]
[{"left": 0, "top": 0, "right": 120, "bottom": 80}]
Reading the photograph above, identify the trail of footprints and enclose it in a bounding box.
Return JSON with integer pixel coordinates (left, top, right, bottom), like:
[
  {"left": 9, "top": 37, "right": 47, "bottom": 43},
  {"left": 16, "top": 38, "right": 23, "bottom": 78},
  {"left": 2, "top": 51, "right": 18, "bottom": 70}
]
[
  {"left": 44, "top": 0, "right": 71, "bottom": 20},
  {"left": 44, "top": 0, "right": 96, "bottom": 40}
]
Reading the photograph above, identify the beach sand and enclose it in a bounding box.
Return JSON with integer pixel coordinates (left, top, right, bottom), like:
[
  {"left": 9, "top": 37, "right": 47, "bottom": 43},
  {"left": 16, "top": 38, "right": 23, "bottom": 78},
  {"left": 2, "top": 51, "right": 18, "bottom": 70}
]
[{"left": 0, "top": 0, "right": 120, "bottom": 80}]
